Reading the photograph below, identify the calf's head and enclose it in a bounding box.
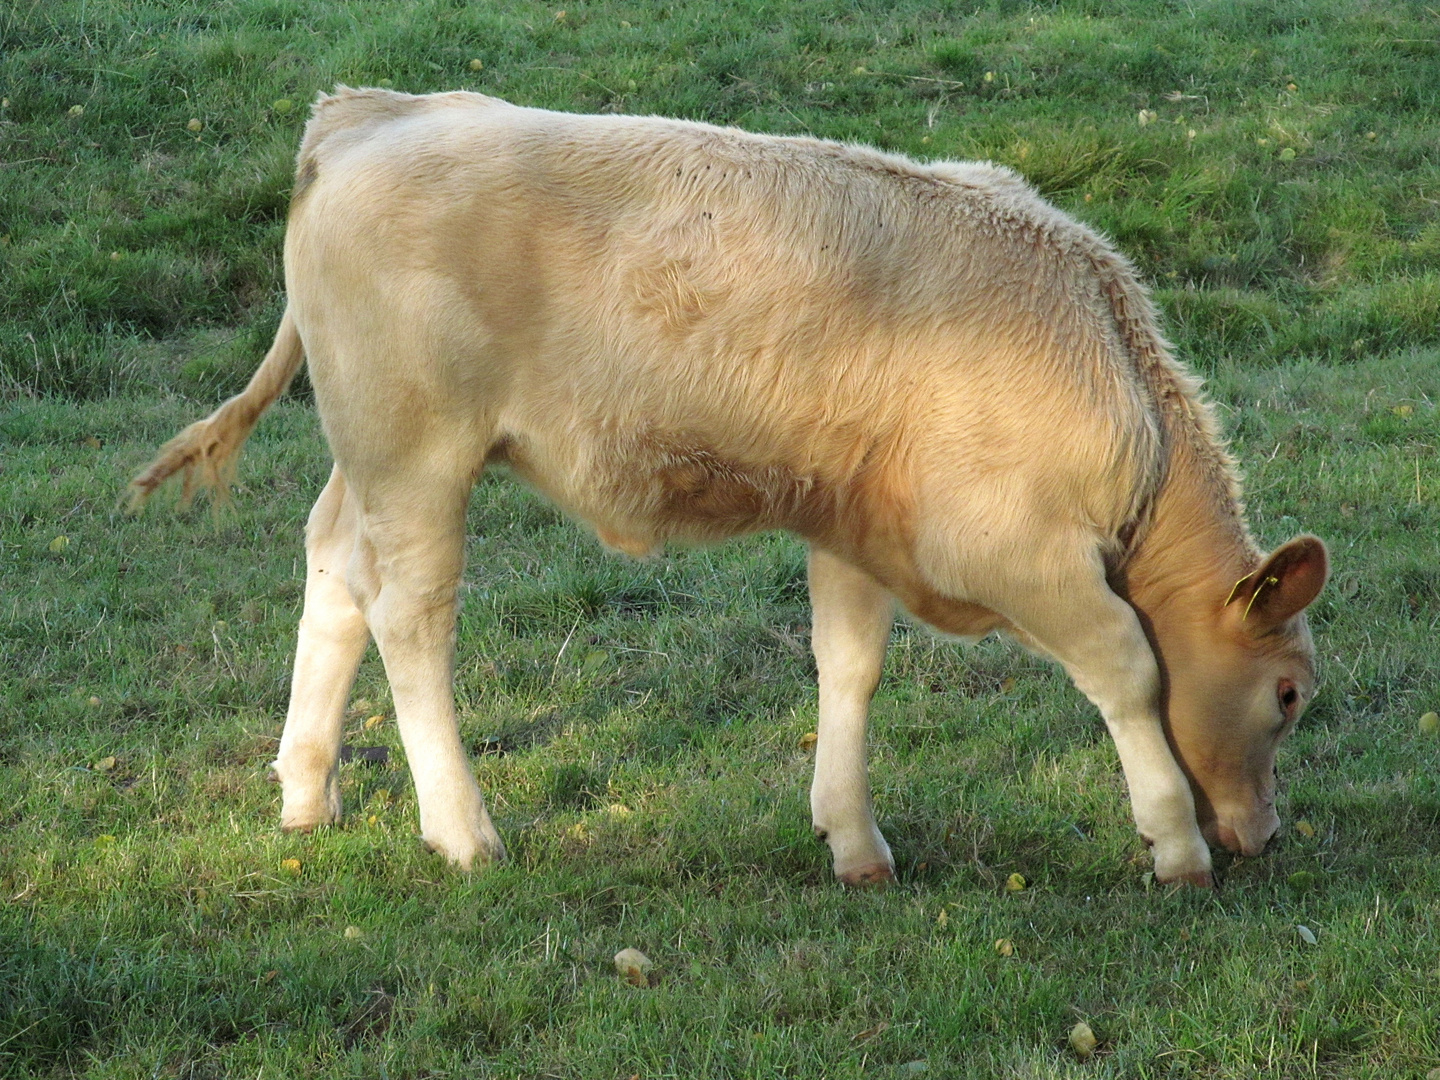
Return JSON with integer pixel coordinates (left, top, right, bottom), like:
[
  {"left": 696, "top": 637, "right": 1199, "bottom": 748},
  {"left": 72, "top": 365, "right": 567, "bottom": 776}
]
[{"left": 1158, "top": 535, "right": 1328, "bottom": 857}]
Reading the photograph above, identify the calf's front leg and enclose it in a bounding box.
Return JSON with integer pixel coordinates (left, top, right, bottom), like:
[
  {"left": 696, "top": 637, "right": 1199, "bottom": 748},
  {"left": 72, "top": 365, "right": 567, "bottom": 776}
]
[
  {"left": 996, "top": 549, "right": 1213, "bottom": 886},
  {"left": 807, "top": 547, "right": 896, "bottom": 885}
]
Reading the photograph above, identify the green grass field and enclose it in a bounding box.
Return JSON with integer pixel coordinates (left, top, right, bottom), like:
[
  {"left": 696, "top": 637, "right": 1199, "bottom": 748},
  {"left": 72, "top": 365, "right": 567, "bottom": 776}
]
[{"left": 3, "top": 1, "right": 1440, "bottom": 1077}]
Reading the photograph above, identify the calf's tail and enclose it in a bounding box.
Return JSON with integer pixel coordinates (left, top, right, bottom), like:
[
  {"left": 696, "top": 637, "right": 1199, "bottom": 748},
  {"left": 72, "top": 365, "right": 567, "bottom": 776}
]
[{"left": 127, "top": 306, "right": 304, "bottom": 512}]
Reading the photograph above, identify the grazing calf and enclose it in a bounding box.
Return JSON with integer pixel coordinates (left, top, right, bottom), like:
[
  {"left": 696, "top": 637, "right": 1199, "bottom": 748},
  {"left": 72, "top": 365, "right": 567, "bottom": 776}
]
[{"left": 131, "top": 88, "right": 1327, "bottom": 887}]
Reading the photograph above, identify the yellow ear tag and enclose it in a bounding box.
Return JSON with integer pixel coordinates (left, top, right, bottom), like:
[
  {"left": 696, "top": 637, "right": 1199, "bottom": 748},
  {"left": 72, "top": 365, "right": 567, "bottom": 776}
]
[
  {"left": 1242, "top": 575, "right": 1281, "bottom": 621},
  {"left": 1224, "top": 574, "right": 1253, "bottom": 607}
]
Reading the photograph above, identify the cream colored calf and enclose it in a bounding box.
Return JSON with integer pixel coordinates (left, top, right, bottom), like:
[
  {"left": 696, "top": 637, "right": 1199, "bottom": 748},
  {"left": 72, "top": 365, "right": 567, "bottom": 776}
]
[{"left": 132, "top": 88, "right": 1327, "bottom": 887}]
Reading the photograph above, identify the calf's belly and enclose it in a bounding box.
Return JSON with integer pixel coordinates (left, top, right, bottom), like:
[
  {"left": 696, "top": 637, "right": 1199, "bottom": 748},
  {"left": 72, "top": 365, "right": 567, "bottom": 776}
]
[{"left": 494, "top": 424, "right": 1008, "bottom": 642}]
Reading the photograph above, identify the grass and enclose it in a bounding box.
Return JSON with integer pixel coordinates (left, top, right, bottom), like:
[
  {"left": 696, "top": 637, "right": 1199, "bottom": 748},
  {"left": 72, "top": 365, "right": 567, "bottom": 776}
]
[
  {"left": 4, "top": 0, "right": 1440, "bottom": 396},
  {"left": 2, "top": 0, "right": 1440, "bottom": 1077}
]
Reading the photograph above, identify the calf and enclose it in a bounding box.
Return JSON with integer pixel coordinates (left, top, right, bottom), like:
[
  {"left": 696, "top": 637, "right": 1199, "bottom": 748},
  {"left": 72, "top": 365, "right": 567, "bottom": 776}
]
[{"left": 132, "top": 88, "right": 1327, "bottom": 887}]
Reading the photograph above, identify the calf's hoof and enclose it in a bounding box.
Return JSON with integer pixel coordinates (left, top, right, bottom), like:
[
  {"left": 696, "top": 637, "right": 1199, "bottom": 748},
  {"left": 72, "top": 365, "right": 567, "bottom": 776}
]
[
  {"left": 1159, "top": 868, "right": 1219, "bottom": 890},
  {"left": 279, "top": 794, "right": 342, "bottom": 833},
  {"left": 281, "top": 819, "right": 333, "bottom": 835},
  {"left": 837, "top": 862, "right": 895, "bottom": 888},
  {"left": 275, "top": 759, "right": 342, "bottom": 831},
  {"left": 817, "top": 819, "right": 895, "bottom": 888},
  {"left": 1146, "top": 827, "right": 1214, "bottom": 889},
  {"left": 1150, "top": 846, "right": 1216, "bottom": 890},
  {"left": 423, "top": 831, "right": 508, "bottom": 871}
]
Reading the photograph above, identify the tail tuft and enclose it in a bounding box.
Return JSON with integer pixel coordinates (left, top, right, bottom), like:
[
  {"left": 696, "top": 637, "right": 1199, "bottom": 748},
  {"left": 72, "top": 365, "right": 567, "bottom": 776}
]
[
  {"left": 126, "top": 416, "right": 243, "bottom": 513},
  {"left": 127, "top": 308, "right": 304, "bottom": 513}
]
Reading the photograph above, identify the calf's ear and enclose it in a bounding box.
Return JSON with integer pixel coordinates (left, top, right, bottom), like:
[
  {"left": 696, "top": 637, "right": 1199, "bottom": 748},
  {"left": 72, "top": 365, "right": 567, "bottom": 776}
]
[{"left": 1227, "top": 535, "right": 1329, "bottom": 634}]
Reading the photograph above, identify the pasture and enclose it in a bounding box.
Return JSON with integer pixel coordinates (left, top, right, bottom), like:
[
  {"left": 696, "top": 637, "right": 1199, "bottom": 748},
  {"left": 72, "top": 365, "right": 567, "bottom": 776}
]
[{"left": 3, "top": 1, "right": 1439, "bottom": 1076}]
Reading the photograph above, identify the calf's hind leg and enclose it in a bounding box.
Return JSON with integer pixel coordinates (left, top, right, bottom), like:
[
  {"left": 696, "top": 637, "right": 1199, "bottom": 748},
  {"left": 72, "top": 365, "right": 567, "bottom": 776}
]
[
  {"left": 272, "top": 465, "right": 371, "bottom": 831},
  {"left": 807, "top": 547, "right": 896, "bottom": 885},
  {"left": 343, "top": 466, "right": 505, "bottom": 869}
]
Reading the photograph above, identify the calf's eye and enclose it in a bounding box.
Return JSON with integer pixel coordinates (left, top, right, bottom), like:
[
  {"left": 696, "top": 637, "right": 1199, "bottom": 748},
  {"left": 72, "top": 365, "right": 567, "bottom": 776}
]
[{"left": 1276, "top": 680, "right": 1300, "bottom": 729}]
